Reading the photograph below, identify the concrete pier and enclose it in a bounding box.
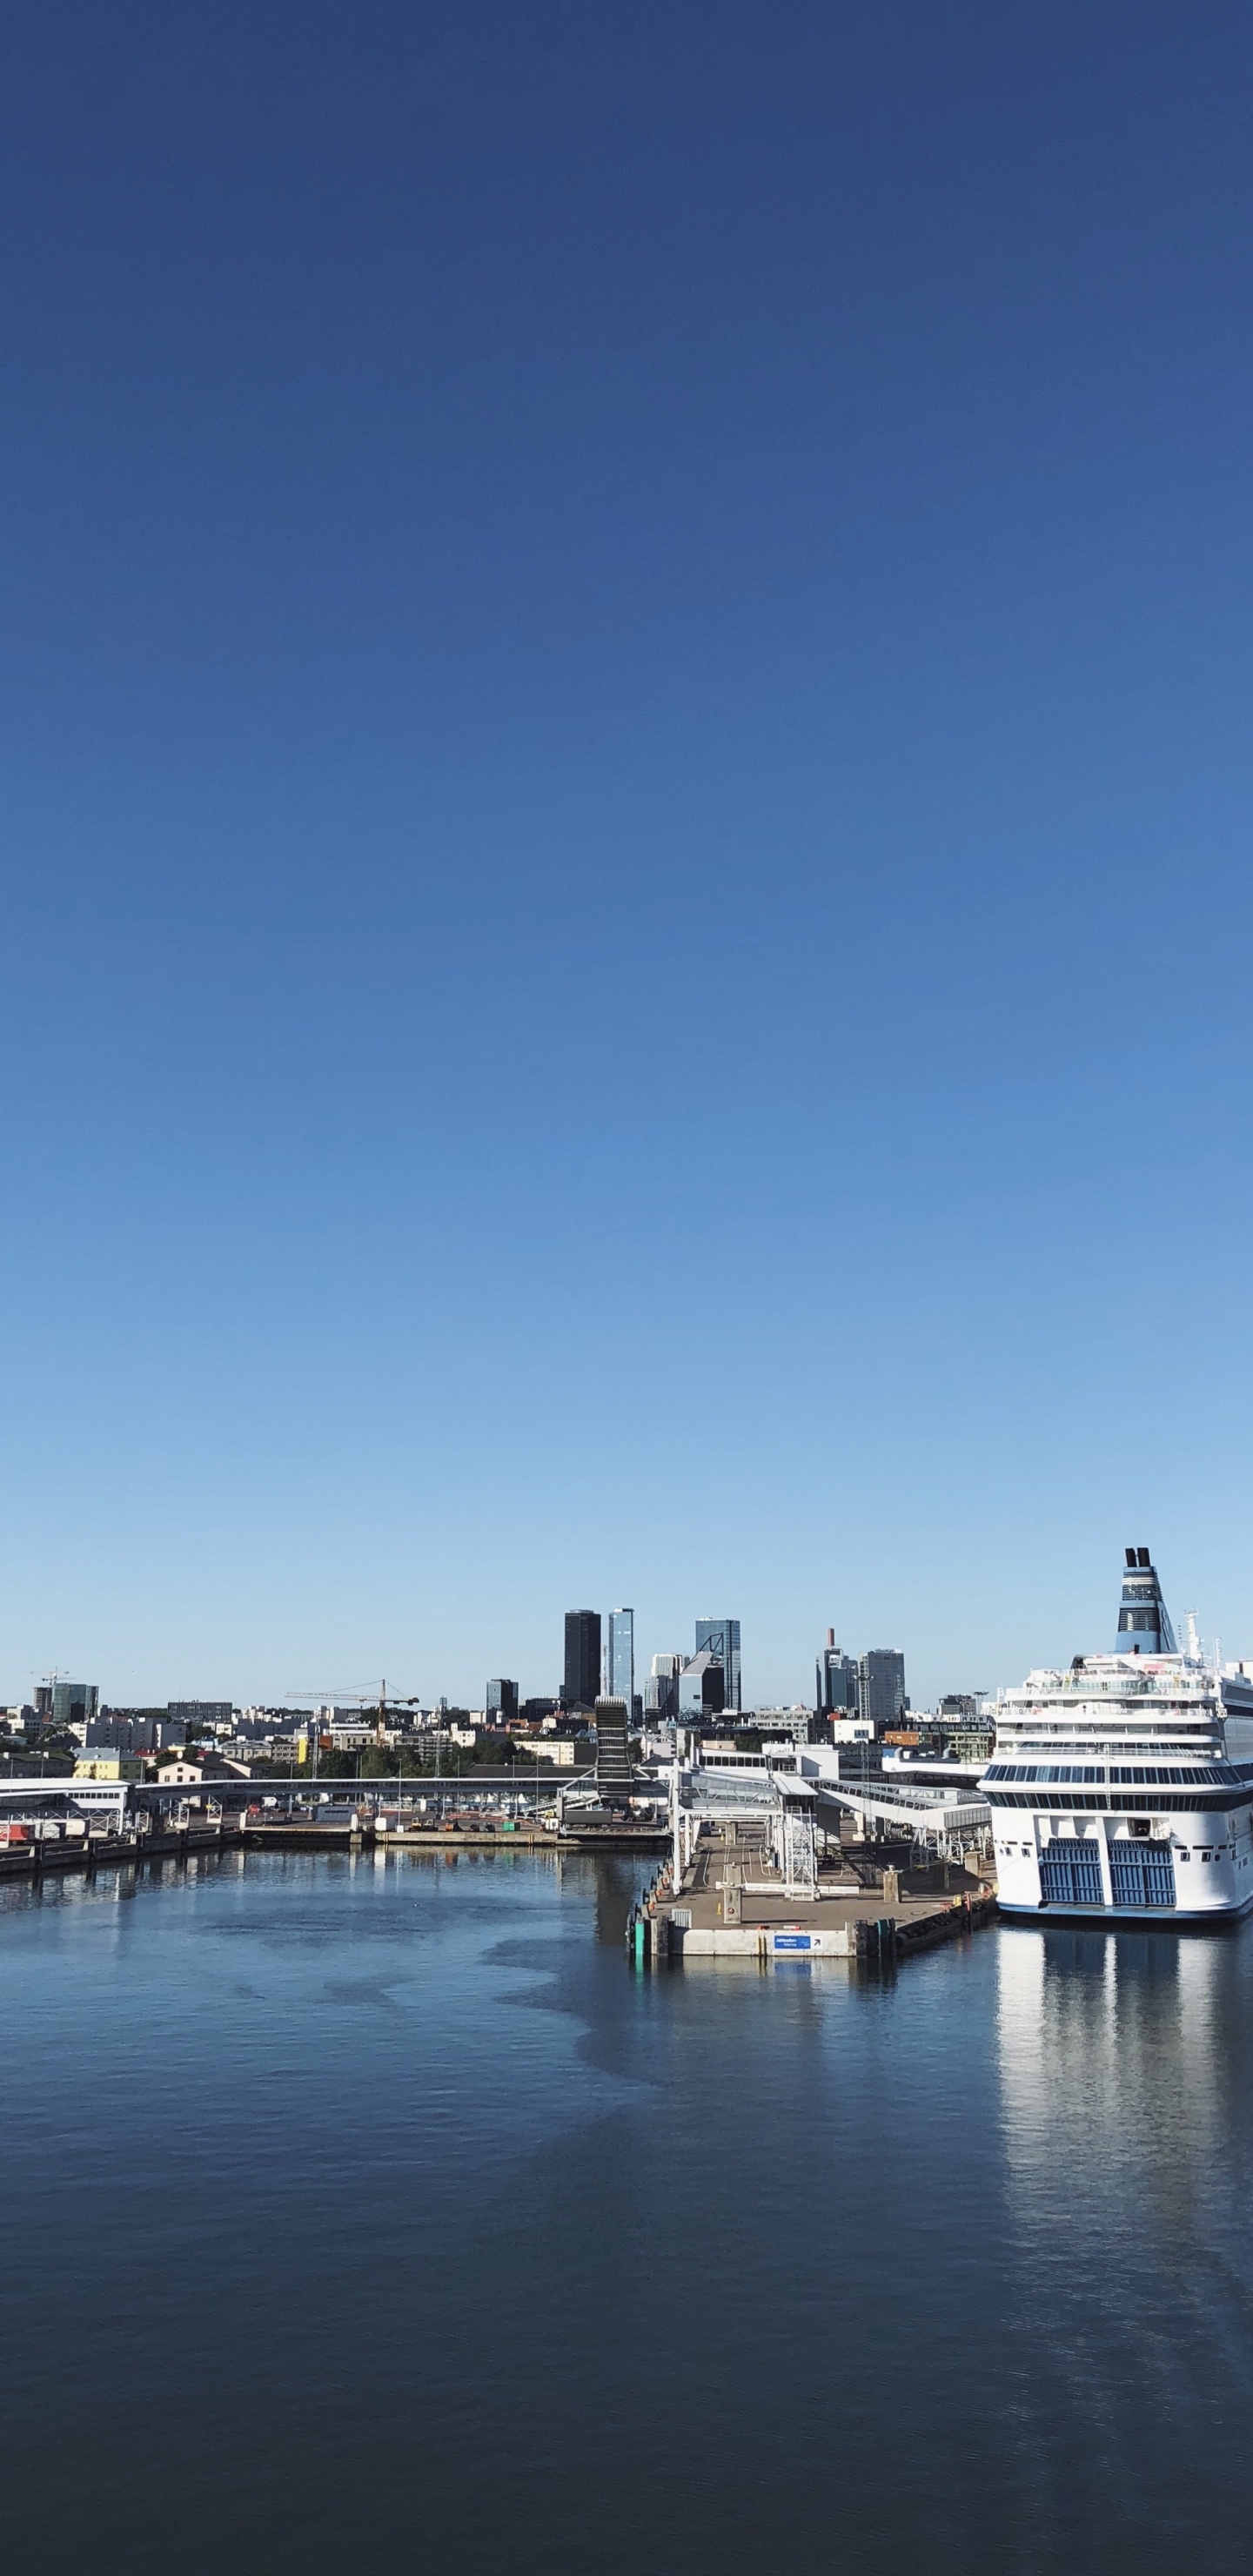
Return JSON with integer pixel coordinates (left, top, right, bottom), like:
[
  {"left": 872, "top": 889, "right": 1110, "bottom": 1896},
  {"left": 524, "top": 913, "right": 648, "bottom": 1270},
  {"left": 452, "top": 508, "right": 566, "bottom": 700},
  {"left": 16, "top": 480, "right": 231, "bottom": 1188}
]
[{"left": 640, "top": 1817, "right": 995, "bottom": 1963}]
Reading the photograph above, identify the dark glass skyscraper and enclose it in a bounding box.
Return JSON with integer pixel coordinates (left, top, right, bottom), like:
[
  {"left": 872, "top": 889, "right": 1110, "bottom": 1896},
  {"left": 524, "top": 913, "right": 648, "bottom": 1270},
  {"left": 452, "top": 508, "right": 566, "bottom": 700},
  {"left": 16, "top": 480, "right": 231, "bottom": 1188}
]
[
  {"left": 816, "top": 1631, "right": 858, "bottom": 1715},
  {"left": 564, "top": 1610, "right": 601, "bottom": 1712},
  {"left": 694, "top": 1619, "right": 740, "bottom": 1713},
  {"left": 857, "top": 1649, "right": 907, "bottom": 1733},
  {"left": 51, "top": 1681, "right": 99, "bottom": 1730}
]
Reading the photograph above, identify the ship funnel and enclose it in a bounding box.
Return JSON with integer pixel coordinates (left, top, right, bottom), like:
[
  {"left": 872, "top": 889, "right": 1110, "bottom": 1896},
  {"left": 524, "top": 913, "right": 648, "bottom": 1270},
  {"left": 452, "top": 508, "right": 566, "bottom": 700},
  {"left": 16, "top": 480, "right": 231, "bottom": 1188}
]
[{"left": 1116, "top": 1549, "right": 1176, "bottom": 1655}]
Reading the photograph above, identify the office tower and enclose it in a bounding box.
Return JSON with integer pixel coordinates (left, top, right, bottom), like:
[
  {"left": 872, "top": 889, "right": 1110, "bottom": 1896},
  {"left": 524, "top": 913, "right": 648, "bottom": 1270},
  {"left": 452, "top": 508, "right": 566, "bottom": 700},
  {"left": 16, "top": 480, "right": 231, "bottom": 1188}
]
[
  {"left": 694, "top": 1619, "right": 740, "bottom": 1713},
  {"left": 50, "top": 1681, "right": 99, "bottom": 1731},
  {"left": 593, "top": 1695, "right": 633, "bottom": 1802},
  {"left": 564, "top": 1610, "right": 601, "bottom": 1712},
  {"left": 679, "top": 1651, "right": 726, "bottom": 1720},
  {"left": 644, "top": 1653, "right": 682, "bottom": 1722},
  {"left": 816, "top": 1630, "right": 859, "bottom": 1715},
  {"left": 486, "top": 1678, "right": 519, "bottom": 1723},
  {"left": 857, "top": 1649, "right": 907, "bottom": 1734},
  {"left": 607, "top": 1608, "right": 634, "bottom": 1714}
]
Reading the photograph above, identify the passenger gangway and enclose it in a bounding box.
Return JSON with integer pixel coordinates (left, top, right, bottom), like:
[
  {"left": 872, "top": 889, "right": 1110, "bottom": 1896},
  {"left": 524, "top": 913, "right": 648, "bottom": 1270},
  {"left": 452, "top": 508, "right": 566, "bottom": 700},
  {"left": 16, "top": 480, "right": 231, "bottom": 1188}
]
[{"left": 680, "top": 1750, "right": 991, "bottom": 1859}]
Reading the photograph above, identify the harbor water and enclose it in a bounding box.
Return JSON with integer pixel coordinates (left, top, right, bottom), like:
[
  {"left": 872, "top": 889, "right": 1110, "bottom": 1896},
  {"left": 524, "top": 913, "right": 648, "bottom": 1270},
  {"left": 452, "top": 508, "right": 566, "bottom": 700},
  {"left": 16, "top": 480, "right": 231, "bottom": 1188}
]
[{"left": 3, "top": 1847, "right": 1253, "bottom": 2574}]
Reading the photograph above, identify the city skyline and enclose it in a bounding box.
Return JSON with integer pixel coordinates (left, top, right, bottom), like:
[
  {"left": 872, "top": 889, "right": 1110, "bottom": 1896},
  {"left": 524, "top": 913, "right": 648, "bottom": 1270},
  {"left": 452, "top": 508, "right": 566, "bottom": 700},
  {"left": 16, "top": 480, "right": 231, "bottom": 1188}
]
[{"left": 6, "top": 1564, "right": 1196, "bottom": 1721}]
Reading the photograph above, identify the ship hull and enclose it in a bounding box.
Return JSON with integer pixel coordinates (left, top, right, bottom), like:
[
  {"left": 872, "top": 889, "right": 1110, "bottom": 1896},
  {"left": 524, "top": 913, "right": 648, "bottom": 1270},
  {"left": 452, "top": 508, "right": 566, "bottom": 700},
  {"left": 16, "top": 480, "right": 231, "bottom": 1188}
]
[
  {"left": 993, "top": 1812, "right": 1253, "bottom": 1922},
  {"left": 997, "top": 1892, "right": 1253, "bottom": 1925}
]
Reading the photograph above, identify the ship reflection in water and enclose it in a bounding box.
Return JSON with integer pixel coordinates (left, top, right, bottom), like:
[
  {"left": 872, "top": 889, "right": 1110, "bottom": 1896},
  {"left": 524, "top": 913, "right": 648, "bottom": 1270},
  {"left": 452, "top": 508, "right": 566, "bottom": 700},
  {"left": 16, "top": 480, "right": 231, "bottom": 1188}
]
[{"left": 992, "top": 1922, "right": 1253, "bottom": 2559}]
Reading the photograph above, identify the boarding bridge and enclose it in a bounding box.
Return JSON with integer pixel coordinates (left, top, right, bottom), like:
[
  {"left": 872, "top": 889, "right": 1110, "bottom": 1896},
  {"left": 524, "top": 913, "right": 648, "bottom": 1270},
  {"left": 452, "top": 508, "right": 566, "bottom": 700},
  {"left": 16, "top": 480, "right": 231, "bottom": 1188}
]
[
  {"left": 670, "top": 1762, "right": 820, "bottom": 1901},
  {"left": 681, "top": 1749, "right": 991, "bottom": 1863},
  {"left": 809, "top": 1775, "right": 991, "bottom": 1856}
]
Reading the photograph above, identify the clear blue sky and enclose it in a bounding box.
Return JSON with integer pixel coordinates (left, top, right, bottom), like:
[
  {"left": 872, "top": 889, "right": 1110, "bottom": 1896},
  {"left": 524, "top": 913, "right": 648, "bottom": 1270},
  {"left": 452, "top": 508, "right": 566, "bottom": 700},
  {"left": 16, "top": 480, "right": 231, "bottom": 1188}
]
[{"left": 4, "top": 1, "right": 1253, "bottom": 1711}]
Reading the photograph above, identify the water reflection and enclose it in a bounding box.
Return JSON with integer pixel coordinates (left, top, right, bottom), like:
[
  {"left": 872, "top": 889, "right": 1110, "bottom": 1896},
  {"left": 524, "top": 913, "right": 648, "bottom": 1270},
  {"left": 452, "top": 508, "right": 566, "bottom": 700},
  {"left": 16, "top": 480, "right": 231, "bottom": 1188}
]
[
  {"left": 593, "top": 1856, "right": 639, "bottom": 1947},
  {"left": 995, "top": 1925, "right": 1253, "bottom": 2560}
]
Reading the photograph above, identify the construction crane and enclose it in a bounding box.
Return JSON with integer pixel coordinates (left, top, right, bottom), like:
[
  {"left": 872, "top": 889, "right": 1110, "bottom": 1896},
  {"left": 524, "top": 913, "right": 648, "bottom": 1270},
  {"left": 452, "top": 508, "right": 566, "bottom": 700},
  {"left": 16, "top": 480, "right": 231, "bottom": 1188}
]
[
  {"left": 371, "top": 1684, "right": 427, "bottom": 1747},
  {"left": 32, "top": 1670, "right": 64, "bottom": 1726},
  {"left": 285, "top": 1685, "right": 425, "bottom": 1765}
]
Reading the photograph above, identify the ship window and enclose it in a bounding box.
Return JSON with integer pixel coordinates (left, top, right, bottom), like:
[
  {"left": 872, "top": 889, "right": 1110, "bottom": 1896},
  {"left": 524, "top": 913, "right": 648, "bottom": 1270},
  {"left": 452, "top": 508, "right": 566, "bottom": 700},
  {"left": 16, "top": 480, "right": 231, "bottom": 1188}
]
[{"left": 1177, "top": 1849, "right": 1190, "bottom": 1860}]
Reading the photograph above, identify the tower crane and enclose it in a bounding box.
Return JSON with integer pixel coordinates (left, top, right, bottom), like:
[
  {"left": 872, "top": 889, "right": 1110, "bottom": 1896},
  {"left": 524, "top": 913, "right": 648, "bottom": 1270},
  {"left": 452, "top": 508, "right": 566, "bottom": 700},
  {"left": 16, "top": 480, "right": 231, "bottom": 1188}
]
[{"left": 285, "top": 1685, "right": 425, "bottom": 1767}]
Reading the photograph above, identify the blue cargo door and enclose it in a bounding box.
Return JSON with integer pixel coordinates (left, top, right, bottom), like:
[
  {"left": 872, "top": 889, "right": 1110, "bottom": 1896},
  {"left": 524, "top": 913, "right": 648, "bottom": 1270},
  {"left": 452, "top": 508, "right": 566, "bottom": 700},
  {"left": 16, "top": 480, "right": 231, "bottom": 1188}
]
[
  {"left": 1109, "top": 1848, "right": 1176, "bottom": 1908},
  {"left": 1038, "top": 1839, "right": 1104, "bottom": 1904}
]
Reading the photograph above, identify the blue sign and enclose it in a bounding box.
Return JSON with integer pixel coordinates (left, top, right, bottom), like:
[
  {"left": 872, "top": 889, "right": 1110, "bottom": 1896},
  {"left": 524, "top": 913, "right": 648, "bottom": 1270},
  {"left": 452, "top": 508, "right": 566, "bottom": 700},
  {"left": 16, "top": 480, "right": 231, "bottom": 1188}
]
[{"left": 774, "top": 1933, "right": 812, "bottom": 1950}]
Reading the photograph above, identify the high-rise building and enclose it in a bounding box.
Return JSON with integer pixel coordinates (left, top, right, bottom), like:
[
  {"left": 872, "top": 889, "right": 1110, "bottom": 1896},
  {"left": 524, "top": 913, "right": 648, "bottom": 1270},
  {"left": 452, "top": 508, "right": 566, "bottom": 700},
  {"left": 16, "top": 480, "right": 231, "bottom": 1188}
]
[
  {"left": 563, "top": 1610, "right": 601, "bottom": 1713},
  {"left": 486, "top": 1678, "right": 519, "bottom": 1723},
  {"left": 644, "top": 1653, "right": 682, "bottom": 1722},
  {"left": 695, "top": 1619, "right": 740, "bottom": 1712},
  {"left": 51, "top": 1681, "right": 99, "bottom": 1732},
  {"left": 857, "top": 1649, "right": 907, "bottom": 1734},
  {"left": 816, "top": 1630, "right": 859, "bottom": 1716},
  {"left": 607, "top": 1608, "right": 634, "bottom": 1713},
  {"left": 679, "top": 1651, "right": 726, "bottom": 1720}
]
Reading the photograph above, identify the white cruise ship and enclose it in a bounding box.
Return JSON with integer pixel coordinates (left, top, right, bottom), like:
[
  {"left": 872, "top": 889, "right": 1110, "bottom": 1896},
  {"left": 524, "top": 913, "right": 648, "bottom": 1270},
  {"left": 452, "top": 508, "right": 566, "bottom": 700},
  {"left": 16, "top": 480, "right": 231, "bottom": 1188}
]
[{"left": 982, "top": 1549, "right": 1253, "bottom": 1922}]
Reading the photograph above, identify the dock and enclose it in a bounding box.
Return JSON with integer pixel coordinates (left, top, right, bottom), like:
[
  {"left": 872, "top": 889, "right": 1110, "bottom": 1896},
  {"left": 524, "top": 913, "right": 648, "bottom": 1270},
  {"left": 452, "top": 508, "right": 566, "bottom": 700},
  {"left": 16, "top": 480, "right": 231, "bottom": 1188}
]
[
  {"left": 634, "top": 1816, "right": 996, "bottom": 1964},
  {"left": 0, "top": 1813, "right": 249, "bottom": 1881},
  {"left": 0, "top": 1806, "right": 668, "bottom": 1886},
  {"left": 245, "top": 1815, "right": 668, "bottom": 1854}
]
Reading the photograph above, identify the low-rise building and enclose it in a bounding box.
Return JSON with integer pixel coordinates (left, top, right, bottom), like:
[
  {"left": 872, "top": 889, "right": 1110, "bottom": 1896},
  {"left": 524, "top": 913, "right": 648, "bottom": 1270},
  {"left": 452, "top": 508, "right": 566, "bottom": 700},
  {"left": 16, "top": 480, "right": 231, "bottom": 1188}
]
[
  {"left": 153, "top": 1754, "right": 251, "bottom": 1784},
  {"left": 167, "top": 1701, "right": 233, "bottom": 1734},
  {"left": 74, "top": 1749, "right": 143, "bottom": 1782},
  {"left": 754, "top": 1706, "right": 813, "bottom": 1746},
  {"left": 515, "top": 1734, "right": 576, "bottom": 1768}
]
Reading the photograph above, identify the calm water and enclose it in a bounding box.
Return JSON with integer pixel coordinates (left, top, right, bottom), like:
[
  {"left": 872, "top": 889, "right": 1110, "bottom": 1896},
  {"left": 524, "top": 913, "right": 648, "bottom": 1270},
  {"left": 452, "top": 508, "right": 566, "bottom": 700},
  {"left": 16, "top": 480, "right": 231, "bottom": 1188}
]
[{"left": 3, "top": 1847, "right": 1253, "bottom": 2575}]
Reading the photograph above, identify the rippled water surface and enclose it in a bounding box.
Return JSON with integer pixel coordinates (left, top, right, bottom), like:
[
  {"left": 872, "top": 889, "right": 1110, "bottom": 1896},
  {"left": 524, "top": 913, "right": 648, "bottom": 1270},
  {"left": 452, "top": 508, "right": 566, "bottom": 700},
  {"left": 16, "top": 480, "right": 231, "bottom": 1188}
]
[{"left": 3, "top": 1848, "right": 1253, "bottom": 2575}]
